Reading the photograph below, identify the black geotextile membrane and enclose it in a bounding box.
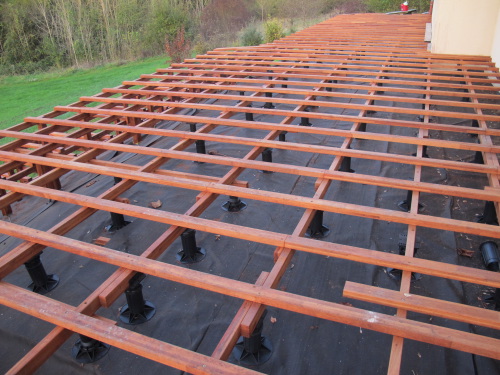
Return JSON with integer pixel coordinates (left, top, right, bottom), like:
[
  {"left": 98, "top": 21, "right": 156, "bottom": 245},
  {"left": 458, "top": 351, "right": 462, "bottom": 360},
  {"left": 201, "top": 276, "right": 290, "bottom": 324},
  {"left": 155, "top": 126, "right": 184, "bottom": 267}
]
[{"left": 0, "top": 80, "right": 499, "bottom": 375}]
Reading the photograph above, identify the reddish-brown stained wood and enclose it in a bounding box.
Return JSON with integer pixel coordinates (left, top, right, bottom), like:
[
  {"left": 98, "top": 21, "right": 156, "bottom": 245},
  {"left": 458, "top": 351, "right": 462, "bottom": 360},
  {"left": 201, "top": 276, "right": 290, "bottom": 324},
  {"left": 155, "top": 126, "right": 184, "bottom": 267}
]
[
  {"left": 0, "top": 226, "right": 499, "bottom": 360},
  {"left": 343, "top": 281, "right": 500, "bottom": 330},
  {"left": 0, "top": 283, "right": 261, "bottom": 375},
  {"left": 1, "top": 12, "right": 499, "bottom": 375}
]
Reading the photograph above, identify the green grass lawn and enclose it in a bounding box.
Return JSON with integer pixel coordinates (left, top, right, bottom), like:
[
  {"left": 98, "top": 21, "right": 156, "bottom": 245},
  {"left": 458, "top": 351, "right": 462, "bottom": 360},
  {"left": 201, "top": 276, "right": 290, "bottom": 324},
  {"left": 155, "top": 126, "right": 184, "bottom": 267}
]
[{"left": 0, "top": 55, "right": 168, "bottom": 131}]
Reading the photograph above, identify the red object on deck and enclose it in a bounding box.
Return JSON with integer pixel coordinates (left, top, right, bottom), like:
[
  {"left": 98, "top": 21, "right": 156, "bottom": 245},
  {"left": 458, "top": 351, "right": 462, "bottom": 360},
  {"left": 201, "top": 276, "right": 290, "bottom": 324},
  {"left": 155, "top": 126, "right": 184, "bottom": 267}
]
[{"left": 401, "top": 3, "right": 409, "bottom": 11}]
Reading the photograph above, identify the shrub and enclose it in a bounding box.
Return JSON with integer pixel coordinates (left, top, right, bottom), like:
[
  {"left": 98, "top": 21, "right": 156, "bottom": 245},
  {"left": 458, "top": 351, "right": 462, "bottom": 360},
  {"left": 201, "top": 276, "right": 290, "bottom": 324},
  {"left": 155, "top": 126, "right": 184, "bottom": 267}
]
[
  {"left": 264, "top": 18, "right": 285, "bottom": 43},
  {"left": 241, "top": 27, "right": 263, "bottom": 46},
  {"left": 165, "top": 28, "right": 192, "bottom": 63}
]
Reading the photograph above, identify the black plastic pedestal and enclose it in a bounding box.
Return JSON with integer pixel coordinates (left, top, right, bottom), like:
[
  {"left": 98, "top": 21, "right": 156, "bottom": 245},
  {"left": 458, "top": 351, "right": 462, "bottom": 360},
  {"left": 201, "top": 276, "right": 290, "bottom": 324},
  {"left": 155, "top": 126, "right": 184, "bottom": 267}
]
[
  {"left": 475, "top": 201, "right": 498, "bottom": 225},
  {"left": 232, "top": 313, "right": 273, "bottom": 366},
  {"left": 196, "top": 140, "right": 206, "bottom": 155},
  {"left": 485, "top": 288, "right": 500, "bottom": 311},
  {"left": 386, "top": 233, "right": 422, "bottom": 281},
  {"left": 339, "top": 156, "right": 354, "bottom": 173},
  {"left": 177, "top": 229, "right": 206, "bottom": 264},
  {"left": 106, "top": 212, "right": 131, "bottom": 232},
  {"left": 386, "top": 267, "right": 422, "bottom": 282},
  {"left": 412, "top": 145, "right": 429, "bottom": 158},
  {"left": 398, "top": 189, "right": 424, "bottom": 212},
  {"left": 261, "top": 148, "right": 273, "bottom": 173},
  {"left": 24, "top": 253, "right": 59, "bottom": 295},
  {"left": 305, "top": 210, "right": 330, "bottom": 238},
  {"left": 300, "top": 117, "right": 311, "bottom": 126},
  {"left": 469, "top": 119, "right": 479, "bottom": 138},
  {"left": 263, "top": 92, "right": 275, "bottom": 109},
  {"left": 222, "top": 196, "right": 247, "bottom": 212},
  {"left": 246, "top": 112, "right": 254, "bottom": 121},
  {"left": 72, "top": 335, "right": 110, "bottom": 364},
  {"left": 119, "top": 273, "right": 156, "bottom": 325},
  {"left": 106, "top": 177, "right": 131, "bottom": 232},
  {"left": 473, "top": 151, "right": 484, "bottom": 164}
]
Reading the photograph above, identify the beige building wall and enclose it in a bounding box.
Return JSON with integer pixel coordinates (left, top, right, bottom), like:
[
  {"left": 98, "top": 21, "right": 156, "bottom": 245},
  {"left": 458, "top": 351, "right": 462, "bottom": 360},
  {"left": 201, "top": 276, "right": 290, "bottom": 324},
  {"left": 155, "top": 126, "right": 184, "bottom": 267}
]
[
  {"left": 492, "top": 5, "right": 500, "bottom": 67},
  {"left": 431, "top": 0, "right": 500, "bottom": 67}
]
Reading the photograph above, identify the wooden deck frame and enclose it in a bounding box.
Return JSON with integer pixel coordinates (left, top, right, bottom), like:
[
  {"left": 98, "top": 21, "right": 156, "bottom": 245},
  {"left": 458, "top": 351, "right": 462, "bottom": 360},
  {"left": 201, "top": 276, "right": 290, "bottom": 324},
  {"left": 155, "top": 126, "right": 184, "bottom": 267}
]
[{"left": 0, "top": 13, "right": 499, "bottom": 374}]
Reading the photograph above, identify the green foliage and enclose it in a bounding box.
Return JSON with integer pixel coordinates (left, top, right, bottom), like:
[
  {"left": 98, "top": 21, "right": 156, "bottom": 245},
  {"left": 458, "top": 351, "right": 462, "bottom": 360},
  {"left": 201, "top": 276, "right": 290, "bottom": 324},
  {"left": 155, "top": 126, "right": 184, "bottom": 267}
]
[
  {"left": 145, "top": 1, "right": 193, "bottom": 54},
  {"left": 0, "top": 0, "right": 196, "bottom": 74},
  {"left": 0, "top": 0, "right": 433, "bottom": 76},
  {"left": 241, "top": 27, "right": 263, "bottom": 46},
  {"left": 264, "top": 18, "right": 285, "bottom": 43}
]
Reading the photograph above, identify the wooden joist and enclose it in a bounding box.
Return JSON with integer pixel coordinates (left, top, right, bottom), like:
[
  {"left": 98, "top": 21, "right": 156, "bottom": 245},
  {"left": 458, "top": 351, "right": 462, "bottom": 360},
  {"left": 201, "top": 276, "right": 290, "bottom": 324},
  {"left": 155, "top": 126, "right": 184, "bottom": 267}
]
[{"left": 0, "top": 12, "right": 499, "bottom": 375}]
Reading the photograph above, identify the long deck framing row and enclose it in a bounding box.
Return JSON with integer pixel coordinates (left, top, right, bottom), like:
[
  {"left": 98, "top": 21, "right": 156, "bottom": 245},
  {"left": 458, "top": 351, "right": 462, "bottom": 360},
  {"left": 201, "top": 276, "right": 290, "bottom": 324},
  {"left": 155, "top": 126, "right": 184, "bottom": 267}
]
[{"left": 0, "top": 13, "right": 499, "bottom": 374}]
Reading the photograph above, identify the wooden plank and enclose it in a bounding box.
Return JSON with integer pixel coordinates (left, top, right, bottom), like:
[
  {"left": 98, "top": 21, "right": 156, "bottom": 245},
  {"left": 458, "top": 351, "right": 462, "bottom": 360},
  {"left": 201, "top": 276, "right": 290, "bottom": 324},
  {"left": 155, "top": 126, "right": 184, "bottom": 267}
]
[
  {"left": 1, "top": 180, "right": 500, "bottom": 288},
  {"left": 343, "top": 281, "right": 500, "bottom": 330},
  {"left": 4, "top": 127, "right": 498, "bottom": 177},
  {"left": 0, "top": 282, "right": 261, "bottom": 375},
  {"left": 25, "top": 115, "right": 500, "bottom": 156},
  {"left": 0, "top": 227, "right": 499, "bottom": 359}
]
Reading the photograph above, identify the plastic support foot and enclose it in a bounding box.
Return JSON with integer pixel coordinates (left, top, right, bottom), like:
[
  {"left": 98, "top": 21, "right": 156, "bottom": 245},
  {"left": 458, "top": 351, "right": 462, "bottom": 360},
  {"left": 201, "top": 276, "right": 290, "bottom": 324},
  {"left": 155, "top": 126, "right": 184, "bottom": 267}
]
[
  {"left": 305, "top": 210, "right": 330, "bottom": 238},
  {"left": 261, "top": 148, "right": 273, "bottom": 173},
  {"left": 386, "top": 268, "right": 422, "bottom": 281},
  {"left": 222, "top": 196, "right": 247, "bottom": 212},
  {"left": 72, "top": 335, "right": 110, "bottom": 364},
  {"left": 279, "top": 132, "right": 287, "bottom": 142},
  {"left": 106, "top": 212, "right": 130, "bottom": 232},
  {"left": 105, "top": 179, "right": 131, "bottom": 232},
  {"left": 194, "top": 140, "right": 206, "bottom": 164},
  {"left": 398, "top": 190, "right": 424, "bottom": 212},
  {"left": 475, "top": 201, "right": 498, "bottom": 225},
  {"left": 412, "top": 145, "right": 429, "bottom": 158},
  {"left": 177, "top": 229, "right": 206, "bottom": 264},
  {"left": 469, "top": 120, "right": 479, "bottom": 138},
  {"left": 119, "top": 273, "right": 156, "bottom": 325},
  {"left": 24, "top": 253, "right": 59, "bottom": 295},
  {"left": 300, "top": 117, "right": 311, "bottom": 126},
  {"left": 473, "top": 151, "right": 484, "bottom": 164},
  {"left": 232, "top": 313, "right": 273, "bottom": 366},
  {"left": 485, "top": 288, "right": 500, "bottom": 311},
  {"left": 263, "top": 92, "right": 275, "bottom": 109},
  {"left": 196, "top": 140, "right": 206, "bottom": 155},
  {"left": 339, "top": 156, "right": 354, "bottom": 173},
  {"left": 386, "top": 234, "right": 422, "bottom": 281},
  {"left": 245, "top": 104, "right": 254, "bottom": 121}
]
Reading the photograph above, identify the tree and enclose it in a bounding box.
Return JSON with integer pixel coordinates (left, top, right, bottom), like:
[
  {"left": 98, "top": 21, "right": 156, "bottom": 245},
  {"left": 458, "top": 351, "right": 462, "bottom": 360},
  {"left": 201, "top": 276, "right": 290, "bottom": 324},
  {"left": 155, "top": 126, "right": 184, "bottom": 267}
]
[{"left": 200, "top": 0, "right": 251, "bottom": 40}]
